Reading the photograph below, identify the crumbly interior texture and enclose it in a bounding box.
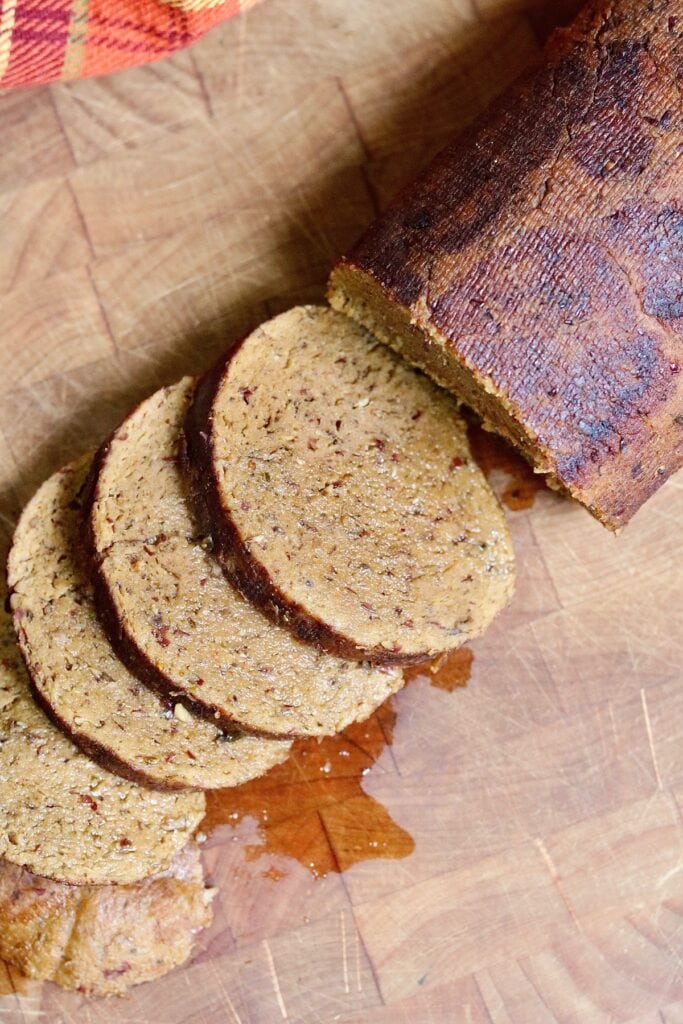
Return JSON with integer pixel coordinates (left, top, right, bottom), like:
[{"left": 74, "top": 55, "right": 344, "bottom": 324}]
[
  {"left": 0, "top": 842, "right": 214, "bottom": 996},
  {"left": 89, "top": 379, "right": 403, "bottom": 737},
  {"left": 7, "top": 458, "right": 290, "bottom": 790},
  {"left": 0, "top": 589, "right": 204, "bottom": 885},
  {"left": 328, "top": 0, "right": 683, "bottom": 531},
  {"left": 188, "top": 306, "right": 515, "bottom": 663}
]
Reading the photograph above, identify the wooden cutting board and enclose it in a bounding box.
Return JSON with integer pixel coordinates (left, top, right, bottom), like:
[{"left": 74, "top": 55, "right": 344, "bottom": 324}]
[{"left": 2, "top": 1, "right": 683, "bottom": 1020}]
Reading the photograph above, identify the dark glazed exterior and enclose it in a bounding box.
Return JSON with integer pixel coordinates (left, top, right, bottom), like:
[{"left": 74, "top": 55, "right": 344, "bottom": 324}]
[{"left": 329, "top": 0, "right": 683, "bottom": 530}]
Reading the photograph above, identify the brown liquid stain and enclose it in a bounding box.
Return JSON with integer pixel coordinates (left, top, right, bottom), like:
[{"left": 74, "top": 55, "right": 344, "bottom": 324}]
[
  {"left": 0, "top": 965, "right": 13, "bottom": 997},
  {"left": 204, "top": 700, "right": 413, "bottom": 878},
  {"left": 203, "top": 649, "right": 473, "bottom": 878},
  {"left": 467, "top": 422, "right": 547, "bottom": 511},
  {"left": 0, "top": 962, "right": 28, "bottom": 996},
  {"left": 404, "top": 646, "right": 473, "bottom": 691}
]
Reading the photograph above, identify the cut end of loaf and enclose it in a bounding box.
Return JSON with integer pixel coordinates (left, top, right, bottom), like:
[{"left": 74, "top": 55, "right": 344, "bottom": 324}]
[
  {"left": 328, "top": 264, "right": 600, "bottom": 524},
  {"left": 329, "top": 233, "right": 682, "bottom": 535},
  {"left": 329, "top": 0, "right": 683, "bottom": 532}
]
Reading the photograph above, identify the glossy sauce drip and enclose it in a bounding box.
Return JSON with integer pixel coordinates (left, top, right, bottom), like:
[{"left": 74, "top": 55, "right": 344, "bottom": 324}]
[
  {"left": 0, "top": 963, "right": 27, "bottom": 996},
  {"left": 203, "top": 700, "right": 413, "bottom": 877},
  {"left": 404, "top": 646, "right": 473, "bottom": 691},
  {"left": 203, "top": 648, "right": 473, "bottom": 878},
  {"left": 467, "top": 422, "right": 547, "bottom": 511}
]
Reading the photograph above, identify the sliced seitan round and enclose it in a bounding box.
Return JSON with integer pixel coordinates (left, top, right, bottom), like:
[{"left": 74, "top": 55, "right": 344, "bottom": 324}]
[
  {"left": 184, "top": 305, "right": 516, "bottom": 664},
  {"left": 0, "top": 841, "right": 214, "bottom": 995},
  {"left": 0, "top": 590, "right": 205, "bottom": 885},
  {"left": 7, "top": 458, "right": 291, "bottom": 789},
  {"left": 86, "top": 379, "right": 403, "bottom": 738}
]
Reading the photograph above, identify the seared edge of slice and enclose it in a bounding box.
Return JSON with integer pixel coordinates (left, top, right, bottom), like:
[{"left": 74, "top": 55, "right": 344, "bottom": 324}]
[
  {"left": 183, "top": 336, "right": 424, "bottom": 664},
  {"left": 183, "top": 306, "right": 515, "bottom": 664},
  {"left": 0, "top": 581, "right": 204, "bottom": 885},
  {"left": 8, "top": 458, "right": 291, "bottom": 791},
  {"left": 86, "top": 379, "right": 403, "bottom": 737}
]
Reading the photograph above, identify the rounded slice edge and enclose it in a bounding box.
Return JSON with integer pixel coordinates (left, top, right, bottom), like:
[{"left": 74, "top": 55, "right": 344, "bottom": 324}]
[
  {"left": 7, "top": 457, "right": 291, "bottom": 791},
  {"left": 86, "top": 379, "right": 404, "bottom": 738},
  {"left": 184, "top": 305, "right": 516, "bottom": 664},
  {"left": 0, "top": 591, "right": 205, "bottom": 885}
]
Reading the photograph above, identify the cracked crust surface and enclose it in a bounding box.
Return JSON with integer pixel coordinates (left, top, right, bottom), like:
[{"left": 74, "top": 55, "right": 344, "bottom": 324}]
[
  {"left": 7, "top": 458, "right": 291, "bottom": 790},
  {"left": 0, "top": 583, "right": 204, "bottom": 885},
  {"left": 87, "top": 379, "right": 403, "bottom": 737},
  {"left": 329, "top": 0, "right": 683, "bottom": 530},
  {"left": 0, "top": 842, "right": 214, "bottom": 996},
  {"left": 184, "top": 306, "right": 515, "bottom": 664}
]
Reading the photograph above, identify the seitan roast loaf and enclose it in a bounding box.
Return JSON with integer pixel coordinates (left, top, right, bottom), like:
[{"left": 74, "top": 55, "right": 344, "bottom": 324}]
[
  {"left": 8, "top": 458, "right": 292, "bottom": 790},
  {"left": 87, "top": 379, "right": 403, "bottom": 737},
  {"left": 0, "top": 587, "right": 204, "bottom": 885},
  {"left": 328, "top": 0, "right": 683, "bottom": 530},
  {"left": 184, "top": 306, "right": 515, "bottom": 664},
  {"left": 0, "top": 842, "right": 214, "bottom": 996}
]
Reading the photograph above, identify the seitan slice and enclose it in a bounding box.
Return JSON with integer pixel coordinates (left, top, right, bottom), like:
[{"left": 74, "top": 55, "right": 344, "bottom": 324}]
[
  {"left": 184, "top": 306, "right": 515, "bottom": 664},
  {"left": 0, "top": 588, "right": 205, "bottom": 885},
  {"left": 7, "top": 458, "right": 291, "bottom": 790},
  {"left": 328, "top": 0, "right": 683, "bottom": 530},
  {"left": 87, "top": 379, "right": 403, "bottom": 737},
  {"left": 0, "top": 841, "right": 214, "bottom": 996}
]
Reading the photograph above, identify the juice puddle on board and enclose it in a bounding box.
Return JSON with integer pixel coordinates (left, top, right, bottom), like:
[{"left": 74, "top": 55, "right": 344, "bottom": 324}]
[
  {"left": 203, "top": 647, "right": 473, "bottom": 877},
  {"left": 404, "top": 646, "right": 473, "bottom": 691},
  {"left": 0, "top": 963, "right": 28, "bottom": 997},
  {"left": 467, "top": 421, "right": 547, "bottom": 511}
]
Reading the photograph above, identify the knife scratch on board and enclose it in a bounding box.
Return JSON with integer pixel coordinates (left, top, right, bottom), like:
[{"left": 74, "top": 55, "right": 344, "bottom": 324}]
[
  {"left": 534, "top": 837, "right": 583, "bottom": 934},
  {"left": 340, "top": 909, "right": 350, "bottom": 995},
  {"left": 263, "top": 939, "right": 288, "bottom": 1020},
  {"left": 210, "top": 959, "right": 245, "bottom": 1024},
  {"left": 640, "top": 688, "right": 663, "bottom": 791}
]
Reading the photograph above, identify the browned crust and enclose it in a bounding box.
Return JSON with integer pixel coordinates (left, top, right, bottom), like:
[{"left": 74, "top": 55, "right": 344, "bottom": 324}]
[
  {"left": 89, "top": 552, "right": 298, "bottom": 740},
  {"left": 81, "top": 427, "right": 277, "bottom": 739},
  {"left": 6, "top": 472, "right": 191, "bottom": 794},
  {"left": 9, "top": 609, "right": 190, "bottom": 795},
  {"left": 8, "top": 462, "right": 204, "bottom": 794},
  {"left": 88, "top": 556, "right": 261, "bottom": 737},
  {"left": 329, "top": 0, "right": 683, "bottom": 530},
  {"left": 183, "top": 349, "right": 436, "bottom": 667}
]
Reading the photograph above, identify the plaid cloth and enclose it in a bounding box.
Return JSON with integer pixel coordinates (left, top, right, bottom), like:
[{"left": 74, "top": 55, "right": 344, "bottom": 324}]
[{"left": 0, "top": 0, "right": 256, "bottom": 88}]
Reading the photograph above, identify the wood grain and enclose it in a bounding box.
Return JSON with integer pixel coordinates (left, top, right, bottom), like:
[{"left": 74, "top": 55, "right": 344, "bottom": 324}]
[
  {"left": 0, "top": 90, "right": 74, "bottom": 193},
  {"left": 0, "top": 180, "right": 91, "bottom": 294},
  {"left": 1, "top": 0, "right": 683, "bottom": 1021}
]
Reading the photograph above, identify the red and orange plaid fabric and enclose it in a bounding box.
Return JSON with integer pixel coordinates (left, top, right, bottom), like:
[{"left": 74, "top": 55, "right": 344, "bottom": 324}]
[{"left": 0, "top": 0, "right": 255, "bottom": 88}]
